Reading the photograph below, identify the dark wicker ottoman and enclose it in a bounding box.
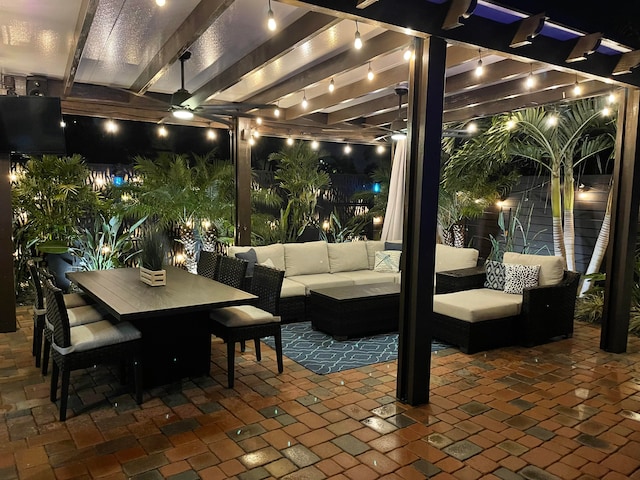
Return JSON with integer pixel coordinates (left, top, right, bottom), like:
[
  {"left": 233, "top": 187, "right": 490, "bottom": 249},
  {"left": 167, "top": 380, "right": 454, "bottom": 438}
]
[{"left": 308, "top": 283, "right": 400, "bottom": 340}]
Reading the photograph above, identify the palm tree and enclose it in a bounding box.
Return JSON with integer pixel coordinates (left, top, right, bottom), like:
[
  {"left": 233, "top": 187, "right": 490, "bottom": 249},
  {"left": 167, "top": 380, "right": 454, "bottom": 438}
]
[{"left": 508, "top": 98, "right": 615, "bottom": 270}]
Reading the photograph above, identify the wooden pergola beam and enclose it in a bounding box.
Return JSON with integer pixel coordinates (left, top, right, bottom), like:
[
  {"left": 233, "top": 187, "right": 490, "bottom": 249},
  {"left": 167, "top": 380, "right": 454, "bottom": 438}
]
[
  {"left": 130, "top": 0, "right": 235, "bottom": 94},
  {"left": 62, "top": 0, "right": 99, "bottom": 98}
]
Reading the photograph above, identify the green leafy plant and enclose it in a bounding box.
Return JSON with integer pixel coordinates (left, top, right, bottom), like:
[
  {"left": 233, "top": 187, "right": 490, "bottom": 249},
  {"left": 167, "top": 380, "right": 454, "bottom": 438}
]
[
  {"left": 488, "top": 202, "right": 549, "bottom": 261},
  {"left": 139, "top": 229, "right": 169, "bottom": 271},
  {"left": 71, "top": 215, "right": 146, "bottom": 271}
]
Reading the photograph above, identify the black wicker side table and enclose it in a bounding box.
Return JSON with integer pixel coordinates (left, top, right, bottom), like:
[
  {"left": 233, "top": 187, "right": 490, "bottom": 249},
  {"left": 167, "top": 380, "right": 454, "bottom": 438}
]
[
  {"left": 435, "top": 265, "right": 486, "bottom": 294},
  {"left": 308, "top": 283, "right": 400, "bottom": 340}
]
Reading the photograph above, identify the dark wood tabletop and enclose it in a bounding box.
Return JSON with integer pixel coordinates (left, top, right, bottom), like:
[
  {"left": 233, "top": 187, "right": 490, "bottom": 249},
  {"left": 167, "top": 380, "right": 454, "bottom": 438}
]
[{"left": 67, "top": 267, "right": 257, "bottom": 321}]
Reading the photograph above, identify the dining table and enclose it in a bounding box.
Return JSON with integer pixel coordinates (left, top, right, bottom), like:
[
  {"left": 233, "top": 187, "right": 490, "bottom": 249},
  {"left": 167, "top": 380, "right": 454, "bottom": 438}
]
[{"left": 67, "top": 266, "right": 257, "bottom": 387}]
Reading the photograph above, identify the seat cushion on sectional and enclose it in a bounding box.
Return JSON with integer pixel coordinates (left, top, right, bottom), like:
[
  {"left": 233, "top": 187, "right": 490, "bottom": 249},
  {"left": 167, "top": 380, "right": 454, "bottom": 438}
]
[
  {"left": 328, "top": 242, "right": 369, "bottom": 273},
  {"left": 365, "top": 240, "right": 385, "bottom": 269},
  {"left": 286, "top": 273, "right": 354, "bottom": 295},
  {"left": 433, "top": 288, "right": 522, "bottom": 322},
  {"left": 284, "top": 241, "right": 330, "bottom": 277},
  {"left": 281, "top": 278, "right": 307, "bottom": 298},
  {"left": 503, "top": 252, "right": 564, "bottom": 287},
  {"left": 333, "top": 270, "right": 398, "bottom": 285},
  {"left": 435, "top": 244, "right": 479, "bottom": 273}
]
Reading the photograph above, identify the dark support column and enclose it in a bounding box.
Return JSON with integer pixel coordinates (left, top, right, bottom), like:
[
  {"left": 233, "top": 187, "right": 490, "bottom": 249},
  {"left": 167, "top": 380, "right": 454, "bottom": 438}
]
[
  {"left": 396, "top": 36, "right": 447, "bottom": 405},
  {"left": 0, "top": 154, "right": 17, "bottom": 332},
  {"left": 601, "top": 88, "right": 640, "bottom": 353},
  {"left": 232, "top": 117, "right": 252, "bottom": 246}
]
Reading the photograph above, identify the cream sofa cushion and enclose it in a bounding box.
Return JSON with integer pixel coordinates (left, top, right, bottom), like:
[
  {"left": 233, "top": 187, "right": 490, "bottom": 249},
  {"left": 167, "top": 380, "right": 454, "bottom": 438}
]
[
  {"left": 286, "top": 273, "right": 353, "bottom": 295},
  {"left": 333, "top": 270, "right": 398, "bottom": 285},
  {"left": 365, "top": 240, "right": 385, "bottom": 269},
  {"left": 229, "top": 243, "right": 285, "bottom": 272},
  {"left": 435, "top": 244, "right": 479, "bottom": 273},
  {"left": 433, "top": 288, "right": 522, "bottom": 322},
  {"left": 284, "top": 241, "right": 330, "bottom": 277},
  {"left": 503, "top": 252, "right": 564, "bottom": 287},
  {"left": 281, "top": 278, "right": 307, "bottom": 298},
  {"left": 328, "top": 242, "right": 369, "bottom": 273}
]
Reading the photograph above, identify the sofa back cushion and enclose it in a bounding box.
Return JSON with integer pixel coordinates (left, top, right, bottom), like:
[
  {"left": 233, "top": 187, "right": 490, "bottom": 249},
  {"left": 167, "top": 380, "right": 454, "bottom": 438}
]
[
  {"left": 435, "top": 244, "right": 479, "bottom": 273},
  {"left": 365, "top": 240, "right": 385, "bottom": 269},
  {"left": 229, "top": 243, "right": 285, "bottom": 272},
  {"left": 284, "top": 241, "right": 330, "bottom": 277},
  {"left": 328, "top": 242, "right": 369, "bottom": 273},
  {"left": 503, "top": 252, "right": 564, "bottom": 286}
]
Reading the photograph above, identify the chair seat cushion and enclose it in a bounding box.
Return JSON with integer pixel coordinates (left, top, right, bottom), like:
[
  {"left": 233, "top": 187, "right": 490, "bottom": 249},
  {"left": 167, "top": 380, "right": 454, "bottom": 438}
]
[
  {"left": 63, "top": 292, "right": 90, "bottom": 309},
  {"left": 433, "top": 288, "right": 522, "bottom": 322},
  {"left": 210, "top": 305, "right": 280, "bottom": 327},
  {"left": 64, "top": 320, "right": 141, "bottom": 353},
  {"left": 67, "top": 305, "right": 106, "bottom": 326}
]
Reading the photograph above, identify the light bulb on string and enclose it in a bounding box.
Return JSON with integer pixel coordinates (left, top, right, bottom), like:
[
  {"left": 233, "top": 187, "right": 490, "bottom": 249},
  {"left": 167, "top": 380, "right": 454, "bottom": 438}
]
[
  {"left": 475, "top": 49, "right": 484, "bottom": 77},
  {"left": 301, "top": 91, "right": 308, "bottom": 109},
  {"left": 311, "top": 140, "right": 319, "bottom": 150},
  {"left": 525, "top": 65, "right": 535, "bottom": 89},
  {"left": 207, "top": 129, "right": 216, "bottom": 140},
  {"left": 286, "top": 136, "right": 294, "bottom": 146},
  {"left": 329, "top": 78, "right": 335, "bottom": 92},
  {"left": 573, "top": 75, "right": 582, "bottom": 96},
  {"left": 354, "top": 21, "right": 362, "bottom": 49},
  {"left": 267, "top": 0, "right": 276, "bottom": 31},
  {"left": 367, "top": 62, "right": 374, "bottom": 81},
  {"left": 274, "top": 102, "right": 280, "bottom": 117}
]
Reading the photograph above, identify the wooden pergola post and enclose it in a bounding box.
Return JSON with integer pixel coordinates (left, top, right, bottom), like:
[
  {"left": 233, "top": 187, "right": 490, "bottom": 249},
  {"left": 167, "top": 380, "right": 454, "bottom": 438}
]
[
  {"left": 396, "top": 36, "right": 447, "bottom": 405},
  {"left": 232, "top": 117, "right": 252, "bottom": 247},
  {"left": 0, "top": 154, "right": 17, "bottom": 332},
  {"left": 601, "top": 88, "right": 640, "bottom": 352}
]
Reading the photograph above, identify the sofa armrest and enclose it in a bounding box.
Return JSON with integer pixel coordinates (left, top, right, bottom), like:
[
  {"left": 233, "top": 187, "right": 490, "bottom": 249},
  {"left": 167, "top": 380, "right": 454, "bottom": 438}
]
[
  {"left": 435, "top": 266, "right": 486, "bottom": 294},
  {"left": 520, "top": 271, "right": 580, "bottom": 346}
]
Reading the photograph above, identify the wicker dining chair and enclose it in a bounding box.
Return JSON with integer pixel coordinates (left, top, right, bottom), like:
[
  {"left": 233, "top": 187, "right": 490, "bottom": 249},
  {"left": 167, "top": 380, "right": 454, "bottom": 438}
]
[
  {"left": 217, "top": 255, "right": 248, "bottom": 290},
  {"left": 197, "top": 251, "right": 220, "bottom": 280},
  {"left": 28, "top": 260, "right": 93, "bottom": 368},
  {"left": 44, "top": 278, "right": 143, "bottom": 421},
  {"left": 210, "top": 264, "right": 285, "bottom": 388}
]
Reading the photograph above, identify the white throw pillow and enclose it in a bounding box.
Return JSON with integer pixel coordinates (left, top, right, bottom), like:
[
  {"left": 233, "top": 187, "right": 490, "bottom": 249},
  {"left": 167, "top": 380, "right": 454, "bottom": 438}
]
[
  {"left": 374, "top": 250, "right": 401, "bottom": 273},
  {"left": 503, "top": 263, "right": 540, "bottom": 294},
  {"left": 327, "top": 242, "right": 369, "bottom": 273}
]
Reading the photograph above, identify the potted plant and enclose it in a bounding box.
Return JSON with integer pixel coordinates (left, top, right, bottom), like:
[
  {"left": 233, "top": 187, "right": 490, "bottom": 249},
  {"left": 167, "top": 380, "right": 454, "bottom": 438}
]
[{"left": 139, "top": 229, "right": 169, "bottom": 286}]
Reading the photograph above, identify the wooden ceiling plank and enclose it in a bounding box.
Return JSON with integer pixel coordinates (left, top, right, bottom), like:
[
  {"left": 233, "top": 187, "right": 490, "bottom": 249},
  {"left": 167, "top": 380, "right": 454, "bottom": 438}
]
[
  {"left": 189, "top": 12, "right": 338, "bottom": 108},
  {"left": 62, "top": 0, "right": 99, "bottom": 98},
  {"left": 445, "top": 59, "right": 544, "bottom": 94},
  {"left": 443, "top": 80, "right": 610, "bottom": 122},
  {"left": 245, "top": 30, "right": 409, "bottom": 105},
  {"left": 327, "top": 92, "right": 398, "bottom": 124},
  {"left": 130, "top": 0, "right": 235, "bottom": 94}
]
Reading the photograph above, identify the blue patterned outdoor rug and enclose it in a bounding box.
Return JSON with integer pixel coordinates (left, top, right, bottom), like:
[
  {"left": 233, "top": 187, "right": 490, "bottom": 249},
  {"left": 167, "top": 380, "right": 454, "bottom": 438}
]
[{"left": 263, "top": 321, "right": 451, "bottom": 375}]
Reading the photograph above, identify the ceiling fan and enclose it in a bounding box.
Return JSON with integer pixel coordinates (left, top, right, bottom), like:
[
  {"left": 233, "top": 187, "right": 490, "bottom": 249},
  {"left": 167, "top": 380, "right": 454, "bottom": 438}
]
[{"left": 167, "top": 51, "right": 274, "bottom": 124}]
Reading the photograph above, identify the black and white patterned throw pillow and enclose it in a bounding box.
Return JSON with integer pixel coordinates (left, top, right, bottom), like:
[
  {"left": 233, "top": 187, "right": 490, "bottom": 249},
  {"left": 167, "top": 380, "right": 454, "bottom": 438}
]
[
  {"left": 484, "top": 260, "right": 506, "bottom": 290},
  {"left": 503, "top": 263, "right": 540, "bottom": 294}
]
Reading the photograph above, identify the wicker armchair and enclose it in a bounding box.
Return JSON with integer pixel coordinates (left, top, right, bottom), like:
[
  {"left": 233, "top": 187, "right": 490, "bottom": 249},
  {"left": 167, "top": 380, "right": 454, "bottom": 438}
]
[
  {"left": 217, "top": 255, "right": 248, "bottom": 289},
  {"left": 44, "top": 279, "right": 143, "bottom": 421},
  {"left": 433, "top": 268, "right": 580, "bottom": 352},
  {"left": 210, "top": 264, "right": 285, "bottom": 388},
  {"left": 197, "top": 251, "right": 220, "bottom": 280}
]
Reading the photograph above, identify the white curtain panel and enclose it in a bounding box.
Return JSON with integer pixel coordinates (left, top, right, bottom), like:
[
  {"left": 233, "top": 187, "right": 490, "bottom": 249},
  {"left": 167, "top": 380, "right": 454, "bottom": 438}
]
[{"left": 381, "top": 138, "right": 407, "bottom": 241}]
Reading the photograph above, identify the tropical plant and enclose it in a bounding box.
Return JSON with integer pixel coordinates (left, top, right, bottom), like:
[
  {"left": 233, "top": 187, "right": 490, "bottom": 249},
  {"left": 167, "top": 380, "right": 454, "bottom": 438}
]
[
  {"left": 267, "top": 141, "right": 330, "bottom": 242},
  {"left": 11, "top": 154, "right": 101, "bottom": 253},
  {"left": 71, "top": 215, "right": 146, "bottom": 271},
  {"left": 348, "top": 163, "right": 392, "bottom": 239},
  {"left": 580, "top": 185, "right": 612, "bottom": 296},
  {"left": 488, "top": 202, "right": 549, "bottom": 261},
  {"left": 139, "top": 228, "right": 169, "bottom": 271}
]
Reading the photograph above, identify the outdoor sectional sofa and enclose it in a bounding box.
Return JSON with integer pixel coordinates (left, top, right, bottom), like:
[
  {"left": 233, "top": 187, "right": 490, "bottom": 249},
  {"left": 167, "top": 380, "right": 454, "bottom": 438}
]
[
  {"left": 228, "top": 240, "right": 480, "bottom": 323},
  {"left": 432, "top": 252, "right": 580, "bottom": 353}
]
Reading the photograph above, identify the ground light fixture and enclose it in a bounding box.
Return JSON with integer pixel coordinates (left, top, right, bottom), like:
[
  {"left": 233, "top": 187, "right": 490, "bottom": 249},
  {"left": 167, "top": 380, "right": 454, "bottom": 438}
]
[{"left": 267, "top": 0, "right": 276, "bottom": 31}]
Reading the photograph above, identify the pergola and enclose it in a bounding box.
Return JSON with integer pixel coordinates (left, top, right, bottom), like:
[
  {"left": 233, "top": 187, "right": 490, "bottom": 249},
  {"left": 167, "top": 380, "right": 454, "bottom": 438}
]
[{"left": 1, "top": 0, "right": 639, "bottom": 404}]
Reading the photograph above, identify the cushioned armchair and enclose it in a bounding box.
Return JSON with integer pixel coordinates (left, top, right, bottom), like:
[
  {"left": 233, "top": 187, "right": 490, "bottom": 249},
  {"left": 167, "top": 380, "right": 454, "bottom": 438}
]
[{"left": 433, "top": 253, "right": 580, "bottom": 353}]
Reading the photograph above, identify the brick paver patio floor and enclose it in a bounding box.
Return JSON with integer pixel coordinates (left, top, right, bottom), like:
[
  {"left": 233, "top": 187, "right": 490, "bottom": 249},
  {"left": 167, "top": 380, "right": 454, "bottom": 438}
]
[{"left": 1, "top": 305, "right": 639, "bottom": 479}]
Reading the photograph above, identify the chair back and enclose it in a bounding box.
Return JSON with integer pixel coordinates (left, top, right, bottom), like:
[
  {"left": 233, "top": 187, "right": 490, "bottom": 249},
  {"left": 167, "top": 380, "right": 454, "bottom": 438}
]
[
  {"left": 27, "top": 260, "right": 44, "bottom": 310},
  {"left": 44, "top": 279, "right": 72, "bottom": 350},
  {"left": 217, "top": 255, "right": 248, "bottom": 289},
  {"left": 197, "top": 251, "right": 220, "bottom": 280},
  {"left": 251, "top": 264, "right": 285, "bottom": 315}
]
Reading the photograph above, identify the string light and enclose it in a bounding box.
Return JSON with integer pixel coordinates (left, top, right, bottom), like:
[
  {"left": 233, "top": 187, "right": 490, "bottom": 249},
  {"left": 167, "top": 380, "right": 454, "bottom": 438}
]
[
  {"left": 403, "top": 46, "right": 413, "bottom": 61},
  {"left": 267, "top": 0, "right": 276, "bottom": 31},
  {"left": 311, "top": 140, "right": 319, "bottom": 150},
  {"left": 156, "top": 0, "right": 165, "bottom": 6},
  {"left": 158, "top": 125, "right": 168, "bottom": 137},
  {"left": 354, "top": 21, "right": 362, "bottom": 50},
  {"left": 475, "top": 49, "right": 484, "bottom": 77},
  {"left": 607, "top": 92, "right": 616, "bottom": 104},
  {"left": 376, "top": 144, "right": 385, "bottom": 154},
  {"left": 60, "top": 120, "right": 66, "bottom": 128},
  {"left": 547, "top": 114, "right": 558, "bottom": 126},
  {"left": 602, "top": 106, "right": 611, "bottom": 116},
  {"left": 467, "top": 122, "right": 478, "bottom": 134},
  {"left": 367, "top": 62, "right": 374, "bottom": 81},
  {"left": 105, "top": 119, "right": 118, "bottom": 133},
  {"left": 506, "top": 119, "right": 516, "bottom": 130},
  {"left": 256, "top": 117, "right": 263, "bottom": 125},
  {"left": 525, "top": 65, "right": 535, "bottom": 89},
  {"left": 274, "top": 102, "right": 280, "bottom": 117},
  {"left": 207, "top": 128, "right": 216, "bottom": 140},
  {"left": 301, "top": 91, "right": 308, "bottom": 109},
  {"left": 286, "top": 135, "right": 294, "bottom": 146},
  {"left": 573, "top": 74, "right": 582, "bottom": 96},
  {"left": 328, "top": 78, "right": 335, "bottom": 93},
  {"left": 344, "top": 144, "right": 352, "bottom": 154}
]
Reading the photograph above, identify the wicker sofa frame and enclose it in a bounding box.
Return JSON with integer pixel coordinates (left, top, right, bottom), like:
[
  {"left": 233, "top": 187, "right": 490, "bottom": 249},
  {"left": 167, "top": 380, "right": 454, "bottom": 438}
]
[{"left": 433, "top": 268, "right": 580, "bottom": 354}]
